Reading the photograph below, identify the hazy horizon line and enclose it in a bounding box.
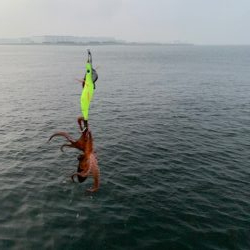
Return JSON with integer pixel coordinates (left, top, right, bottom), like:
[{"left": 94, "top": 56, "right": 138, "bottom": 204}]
[{"left": 0, "top": 35, "right": 250, "bottom": 46}]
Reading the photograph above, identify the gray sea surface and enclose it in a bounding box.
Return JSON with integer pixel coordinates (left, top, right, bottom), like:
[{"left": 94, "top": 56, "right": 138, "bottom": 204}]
[{"left": 0, "top": 45, "right": 250, "bottom": 250}]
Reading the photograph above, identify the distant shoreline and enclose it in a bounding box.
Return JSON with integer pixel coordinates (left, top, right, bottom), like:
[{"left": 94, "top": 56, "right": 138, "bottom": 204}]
[
  {"left": 0, "top": 35, "right": 194, "bottom": 46},
  {"left": 0, "top": 42, "right": 194, "bottom": 46}
]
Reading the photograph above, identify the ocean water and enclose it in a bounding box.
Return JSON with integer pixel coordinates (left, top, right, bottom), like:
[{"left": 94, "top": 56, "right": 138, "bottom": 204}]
[{"left": 0, "top": 45, "right": 250, "bottom": 250}]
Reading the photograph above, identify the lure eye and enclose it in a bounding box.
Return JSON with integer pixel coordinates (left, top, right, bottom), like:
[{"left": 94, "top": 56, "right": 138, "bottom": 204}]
[{"left": 87, "top": 69, "right": 90, "bottom": 73}]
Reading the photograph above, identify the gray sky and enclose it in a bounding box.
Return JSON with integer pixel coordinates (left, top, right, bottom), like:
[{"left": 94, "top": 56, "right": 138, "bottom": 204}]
[{"left": 0, "top": 0, "right": 249, "bottom": 44}]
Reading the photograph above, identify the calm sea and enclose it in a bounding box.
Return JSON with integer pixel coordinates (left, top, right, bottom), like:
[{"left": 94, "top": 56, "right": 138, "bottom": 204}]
[{"left": 0, "top": 45, "right": 250, "bottom": 250}]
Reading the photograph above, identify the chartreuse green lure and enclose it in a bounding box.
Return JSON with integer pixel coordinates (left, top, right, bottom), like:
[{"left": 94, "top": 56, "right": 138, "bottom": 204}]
[{"left": 80, "top": 61, "right": 94, "bottom": 121}]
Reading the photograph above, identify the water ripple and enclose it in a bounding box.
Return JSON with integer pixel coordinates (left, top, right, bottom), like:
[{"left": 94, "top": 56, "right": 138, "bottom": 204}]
[{"left": 1, "top": 45, "right": 250, "bottom": 250}]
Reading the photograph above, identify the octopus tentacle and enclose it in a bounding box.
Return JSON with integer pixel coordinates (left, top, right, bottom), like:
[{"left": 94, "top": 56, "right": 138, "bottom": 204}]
[
  {"left": 60, "top": 144, "right": 76, "bottom": 152},
  {"left": 71, "top": 173, "right": 76, "bottom": 183},
  {"left": 48, "top": 132, "right": 76, "bottom": 144},
  {"left": 71, "top": 172, "right": 88, "bottom": 182},
  {"left": 77, "top": 116, "right": 84, "bottom": 132}
]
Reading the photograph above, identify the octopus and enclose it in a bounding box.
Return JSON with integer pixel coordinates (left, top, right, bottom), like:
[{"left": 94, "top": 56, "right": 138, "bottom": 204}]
[{"left": 48, "top": 128, "right": 100, "bottom": 193}]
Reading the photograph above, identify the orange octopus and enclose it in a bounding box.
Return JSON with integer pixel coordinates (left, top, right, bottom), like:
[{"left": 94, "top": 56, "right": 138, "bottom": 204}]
[{"left": 48, "top": 128, "right": 100, "bottom": 193}]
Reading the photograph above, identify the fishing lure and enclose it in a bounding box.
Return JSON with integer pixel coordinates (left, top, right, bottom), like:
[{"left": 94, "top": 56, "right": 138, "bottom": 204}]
[{"left": 78, "top": 50, "right": 98, "bottom": 132}]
